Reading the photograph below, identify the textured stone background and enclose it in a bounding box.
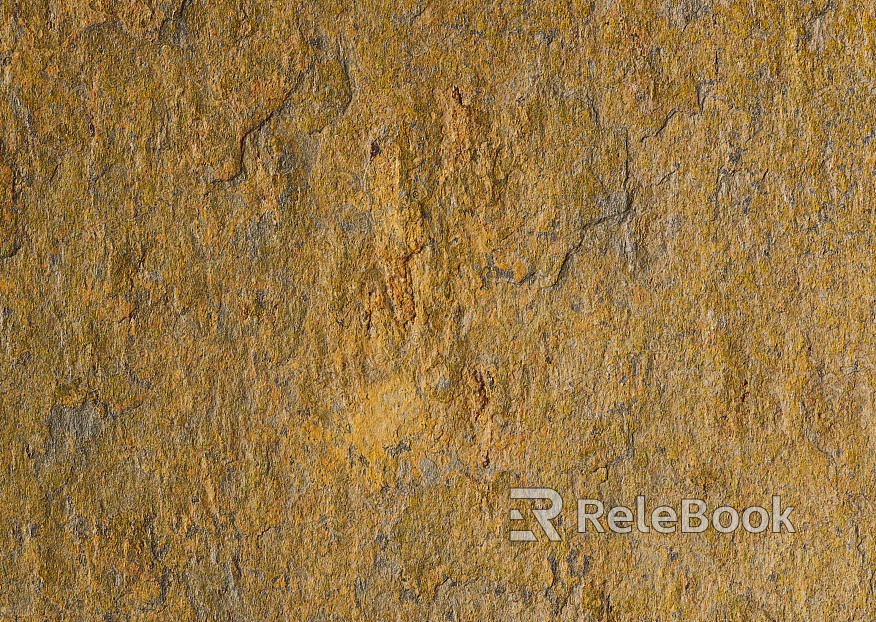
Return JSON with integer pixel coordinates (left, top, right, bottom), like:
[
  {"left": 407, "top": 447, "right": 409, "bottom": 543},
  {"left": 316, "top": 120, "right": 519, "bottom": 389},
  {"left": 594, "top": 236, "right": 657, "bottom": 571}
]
[{"left": 1, "top": 0, "right": 875, "bottom": 619}]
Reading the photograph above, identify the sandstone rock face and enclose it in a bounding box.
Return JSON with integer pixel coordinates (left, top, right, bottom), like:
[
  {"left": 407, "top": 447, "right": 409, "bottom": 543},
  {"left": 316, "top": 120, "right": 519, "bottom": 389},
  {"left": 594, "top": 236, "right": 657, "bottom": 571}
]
[{"left": 1, "top": 1, "right": 874, "bottom": 619}]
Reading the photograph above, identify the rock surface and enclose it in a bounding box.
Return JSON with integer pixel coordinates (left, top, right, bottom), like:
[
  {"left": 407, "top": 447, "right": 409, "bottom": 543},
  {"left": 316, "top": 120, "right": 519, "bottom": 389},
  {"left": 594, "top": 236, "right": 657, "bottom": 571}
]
[{"left": 1, "top": 0, "right": 874, "bottom": 619}]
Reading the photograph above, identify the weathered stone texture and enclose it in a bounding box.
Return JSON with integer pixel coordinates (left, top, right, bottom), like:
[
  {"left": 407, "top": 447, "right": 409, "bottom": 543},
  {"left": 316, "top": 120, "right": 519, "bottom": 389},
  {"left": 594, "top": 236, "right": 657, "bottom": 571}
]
[{"left": 1, "top": 0, "right": 875, "bottom": 619}]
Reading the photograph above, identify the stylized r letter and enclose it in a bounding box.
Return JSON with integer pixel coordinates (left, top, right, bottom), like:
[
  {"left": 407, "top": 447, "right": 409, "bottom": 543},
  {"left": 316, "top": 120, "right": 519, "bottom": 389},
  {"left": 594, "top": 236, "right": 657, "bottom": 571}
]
[{"left": 510, "top": 488, "right": 563, "bottom": 541}]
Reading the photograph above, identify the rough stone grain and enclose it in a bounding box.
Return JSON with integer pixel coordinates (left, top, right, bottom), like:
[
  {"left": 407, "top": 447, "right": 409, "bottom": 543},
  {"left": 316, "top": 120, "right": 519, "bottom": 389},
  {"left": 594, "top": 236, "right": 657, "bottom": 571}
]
[{"left": 1, "top": 0, "right": 875, "bottom": 619}]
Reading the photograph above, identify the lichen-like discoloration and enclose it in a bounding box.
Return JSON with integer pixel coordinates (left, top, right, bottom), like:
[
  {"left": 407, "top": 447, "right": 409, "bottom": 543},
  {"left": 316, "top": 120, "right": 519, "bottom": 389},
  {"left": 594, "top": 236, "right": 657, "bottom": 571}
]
[{"left": 1, "top": 0, "right": 875, "bottom": 619}]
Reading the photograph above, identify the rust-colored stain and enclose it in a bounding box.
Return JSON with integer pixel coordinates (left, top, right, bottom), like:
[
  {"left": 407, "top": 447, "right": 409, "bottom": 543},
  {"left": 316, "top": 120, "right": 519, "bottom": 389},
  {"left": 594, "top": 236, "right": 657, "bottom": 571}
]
[{"left": 1, "top": 0, "right": 873, "bottom": 619}]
